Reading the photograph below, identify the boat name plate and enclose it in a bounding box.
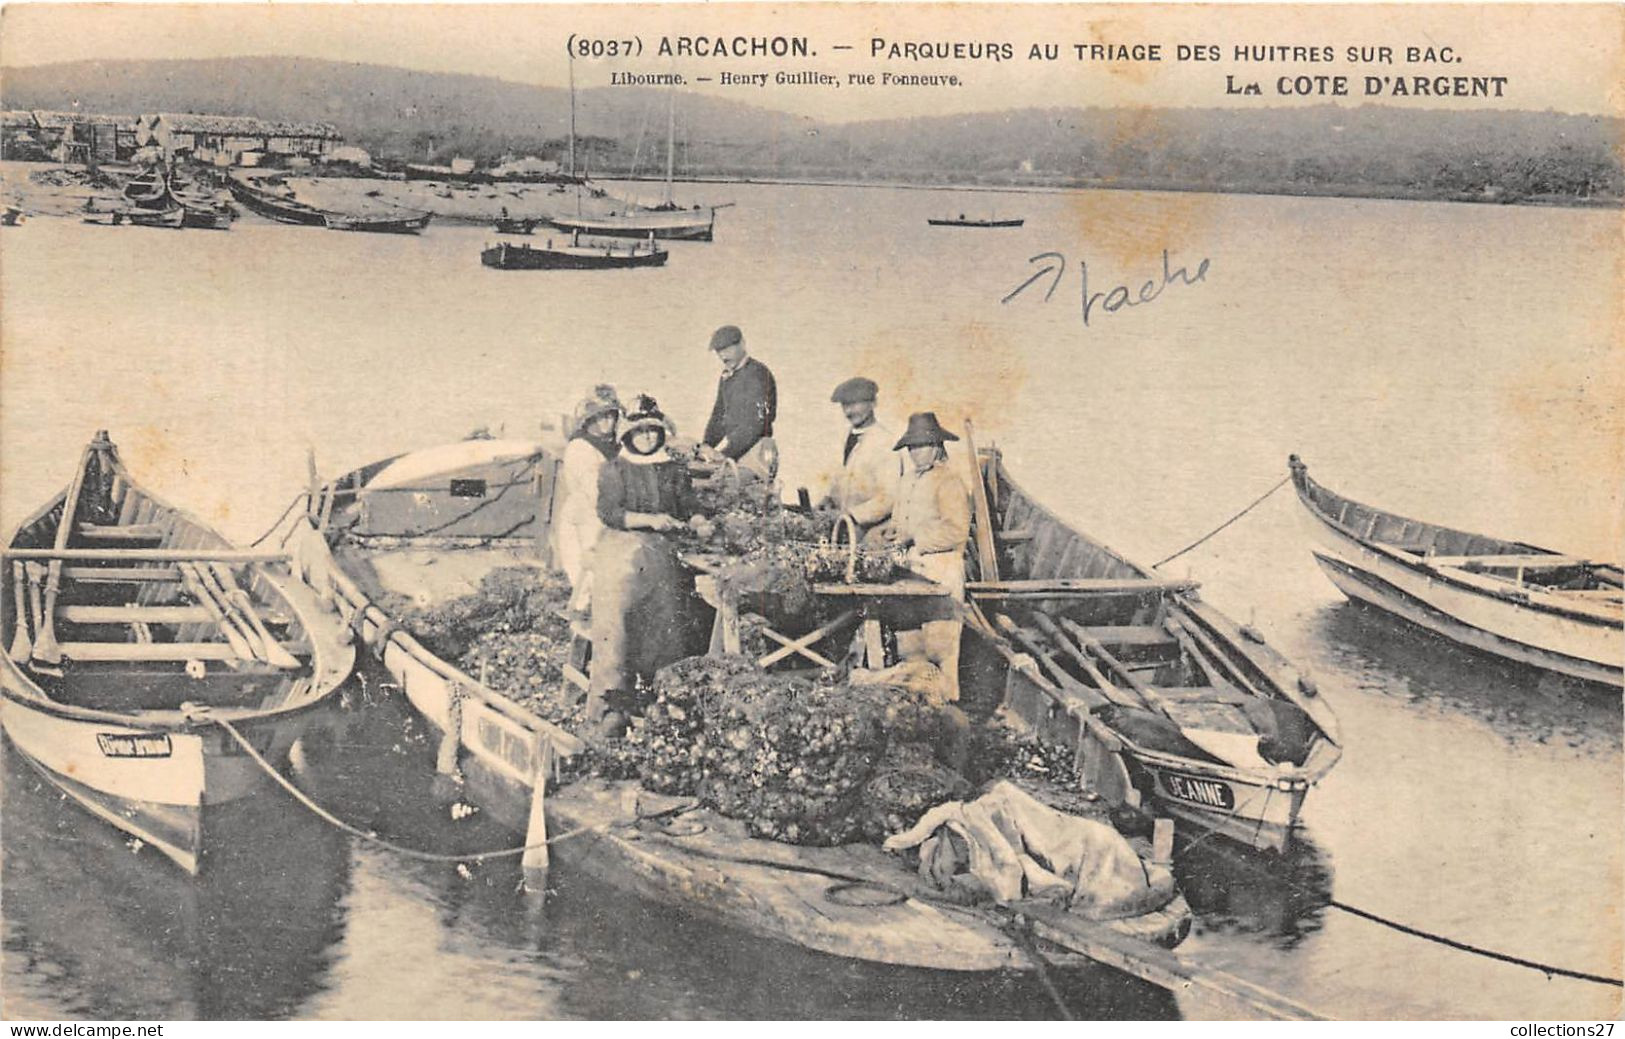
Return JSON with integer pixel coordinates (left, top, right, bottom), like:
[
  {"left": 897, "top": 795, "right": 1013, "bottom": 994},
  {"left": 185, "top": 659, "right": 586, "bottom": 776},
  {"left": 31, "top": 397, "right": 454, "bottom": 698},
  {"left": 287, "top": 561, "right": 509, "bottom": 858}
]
[
  {"left": 96, "top": 733, "right": 173, "bottom": 758},
  {"left": 1159, "top": 770, "right": 1235, "bottom": 810}
]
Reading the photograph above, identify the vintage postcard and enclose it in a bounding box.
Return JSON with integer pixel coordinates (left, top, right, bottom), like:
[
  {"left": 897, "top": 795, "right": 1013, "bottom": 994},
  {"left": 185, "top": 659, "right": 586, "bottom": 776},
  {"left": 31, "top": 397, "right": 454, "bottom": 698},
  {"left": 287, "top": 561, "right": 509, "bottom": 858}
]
[{"left": 0, "top": 2, "right": 1619, "bottom": 1024}]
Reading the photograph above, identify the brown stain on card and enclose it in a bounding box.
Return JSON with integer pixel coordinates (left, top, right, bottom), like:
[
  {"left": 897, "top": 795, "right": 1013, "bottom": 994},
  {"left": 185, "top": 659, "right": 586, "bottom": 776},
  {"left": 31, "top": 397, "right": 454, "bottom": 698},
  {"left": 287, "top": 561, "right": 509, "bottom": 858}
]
[{"left": 852, "top": 321, "right": 1026, "bottom": 431}]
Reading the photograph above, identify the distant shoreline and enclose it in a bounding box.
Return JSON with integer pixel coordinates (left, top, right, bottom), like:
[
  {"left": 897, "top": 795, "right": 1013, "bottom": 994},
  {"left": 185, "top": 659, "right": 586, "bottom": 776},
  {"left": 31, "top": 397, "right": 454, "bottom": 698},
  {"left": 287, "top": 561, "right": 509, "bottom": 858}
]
[{"left": 603, "top": 171, "right": 1623, "bottom": 210}]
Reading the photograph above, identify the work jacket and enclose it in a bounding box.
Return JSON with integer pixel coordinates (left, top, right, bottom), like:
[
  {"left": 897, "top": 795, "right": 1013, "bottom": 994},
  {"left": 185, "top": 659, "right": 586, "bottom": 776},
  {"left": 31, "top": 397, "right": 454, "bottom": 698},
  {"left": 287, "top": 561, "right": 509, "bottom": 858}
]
[
  {"left": 830, "top": 421, "right": 902, "bottom": 528},
  {"left": 892, "top": 460, "right": 971, "bottom": 593},
  {"left": 702, "top": 357, "right": 777, "bottom": 460}
]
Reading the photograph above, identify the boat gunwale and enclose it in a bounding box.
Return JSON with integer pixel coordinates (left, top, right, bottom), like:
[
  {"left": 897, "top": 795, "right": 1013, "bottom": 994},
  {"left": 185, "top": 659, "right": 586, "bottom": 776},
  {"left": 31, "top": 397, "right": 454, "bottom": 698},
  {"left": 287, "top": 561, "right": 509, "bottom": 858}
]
[{"left": 1290, "top": 458, "right": 1623, "bottom": 630}]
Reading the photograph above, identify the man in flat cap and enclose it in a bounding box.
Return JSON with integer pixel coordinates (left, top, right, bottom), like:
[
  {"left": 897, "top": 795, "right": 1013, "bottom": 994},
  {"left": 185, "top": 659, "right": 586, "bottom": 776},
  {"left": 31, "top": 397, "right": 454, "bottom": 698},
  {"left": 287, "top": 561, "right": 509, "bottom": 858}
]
[
  {"left": 824, "top": 376, "right": 902, "bottom": 536},
  {"left": 702, "top": 324, "right": 779, "bottom": 480}
]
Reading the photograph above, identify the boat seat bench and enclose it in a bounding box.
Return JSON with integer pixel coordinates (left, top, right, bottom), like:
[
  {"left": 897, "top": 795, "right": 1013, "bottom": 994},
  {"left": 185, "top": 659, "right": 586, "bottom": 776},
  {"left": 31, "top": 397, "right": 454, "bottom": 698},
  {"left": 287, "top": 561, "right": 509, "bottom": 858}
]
[{"left": 54, "top": 640, "right": 312, "bottom": 663}]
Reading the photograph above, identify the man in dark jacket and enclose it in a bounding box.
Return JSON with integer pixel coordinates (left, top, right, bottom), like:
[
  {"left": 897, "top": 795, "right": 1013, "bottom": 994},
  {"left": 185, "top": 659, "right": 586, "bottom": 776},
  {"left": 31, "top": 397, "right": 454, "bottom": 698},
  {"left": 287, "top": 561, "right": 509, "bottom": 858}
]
[{"left": 702, "top": 324, "right": 779, "bottom": 479}]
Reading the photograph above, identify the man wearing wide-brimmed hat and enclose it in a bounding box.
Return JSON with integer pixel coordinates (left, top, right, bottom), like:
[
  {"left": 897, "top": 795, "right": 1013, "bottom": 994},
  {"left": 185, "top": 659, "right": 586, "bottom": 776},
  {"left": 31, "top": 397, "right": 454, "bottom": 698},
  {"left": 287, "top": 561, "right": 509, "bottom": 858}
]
[
  {"left": 824, "top": 376, "right": 902, "bottom": 536},
  {"left": 553, "top": 385, "right": 622, "bottom": 616},
  {"left": 701, "top": 324, "right": 779, "bottom": 480},
  {"left": 886, "top": 411, "right": 972, "bottom": 700}
]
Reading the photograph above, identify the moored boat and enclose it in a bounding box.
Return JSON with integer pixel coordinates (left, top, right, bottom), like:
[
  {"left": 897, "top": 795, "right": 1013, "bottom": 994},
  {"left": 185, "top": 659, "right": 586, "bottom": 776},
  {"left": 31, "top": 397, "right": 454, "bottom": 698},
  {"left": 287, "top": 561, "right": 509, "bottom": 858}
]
[
  {"left": 1289, "top": 455, "right": 1623, "bottom": 688},
  {"left": 481, "top": 236, "right": 669, "bottom": 270},
  {"left": 968, "top": 449, "right": 1343, "bottom": 853},
  {"left": 278, "top": 437, "right": 1223, "bottom": 987},
  {"left": 548, "top": 208, "right": 716, "bottom": 241},
  {"left": 1, "top": 432, "right": 356, "bottom": 874},
  {"left": 494, "top": 216, "right": 541, "bottom": 235},
  {"left": 929, "top": 215, "right": 1025, "bottom": 228},
  {"left": 230, "top": 175, "right": 429, "bottom": 234},
  {"left": 82, "top": 204, "right": 186, "bottom": 229},
  {"left": 325, "top": 210, "right": 434, "bottom": 234},
  {"left": 228, "top": 176, "right": 328, "bottom": 226}
]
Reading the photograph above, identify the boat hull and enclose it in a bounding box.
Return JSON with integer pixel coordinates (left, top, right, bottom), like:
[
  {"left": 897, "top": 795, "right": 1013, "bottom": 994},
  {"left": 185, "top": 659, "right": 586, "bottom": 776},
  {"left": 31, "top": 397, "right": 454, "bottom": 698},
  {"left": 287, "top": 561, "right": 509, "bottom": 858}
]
[
  {"left": 481, "top": 242, "right": 668, "bottom": 270},
  {"left": 1291, "top": 466, "right": 1623, "bottom": 689},
  {"left": 547, "top": 214, "right": 713, "bottom": 241},
  {"left": 928, "top": 218, "right": 1025, "bottom": 228},
  {"left": 290, "top": 440, "right": 1192, "bottom": 971},
  {"left": 0, "top": 693, "right": 309, "bottom": 873}
]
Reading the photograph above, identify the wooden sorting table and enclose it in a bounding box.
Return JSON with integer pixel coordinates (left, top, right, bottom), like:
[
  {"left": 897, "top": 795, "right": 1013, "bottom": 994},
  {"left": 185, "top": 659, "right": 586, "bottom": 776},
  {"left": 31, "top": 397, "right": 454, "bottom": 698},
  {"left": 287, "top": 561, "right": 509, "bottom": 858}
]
[{"left": 683, "top": 553, "right": 950, "bottom": 671}]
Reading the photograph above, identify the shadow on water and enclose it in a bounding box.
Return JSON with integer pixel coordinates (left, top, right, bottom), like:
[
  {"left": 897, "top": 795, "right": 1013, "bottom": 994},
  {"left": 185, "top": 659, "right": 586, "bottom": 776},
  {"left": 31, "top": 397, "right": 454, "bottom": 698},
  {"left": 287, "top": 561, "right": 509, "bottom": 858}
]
[
  {"left": 300, "top": 674, "right": 1179, "bottom": 1020},
  {"left": 1305, "top": 601, "right": 1621, "bottom": 751},
  {"left": 1175, "top": 834, "right": 1333, "bottom": 950},
  {"left": 1, "top": 727, "right": 352, "bottom": 1020}
]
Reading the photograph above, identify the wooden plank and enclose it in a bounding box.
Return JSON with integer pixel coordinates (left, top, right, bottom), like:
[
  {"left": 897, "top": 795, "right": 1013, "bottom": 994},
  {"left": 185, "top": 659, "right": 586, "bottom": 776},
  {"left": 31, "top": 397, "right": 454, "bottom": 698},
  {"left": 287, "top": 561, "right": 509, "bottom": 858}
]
[
  {"left": 863, "top": 618, "right": 885, "bottom": 668},
  {"left": 58, "top": 605, "right": 211, "bottom": 624},
  {"left": 5, "top": 548, "right": 289, "bottom": 563},
  {"left": 962, "top": 423, "right": 1000, "bottom": 583},
  {"left": 61, "top": 566, "right": 181, "bottom": 582},
  {"left": 812, "top": 580, "right": 947, "bottom": 596},
  {"left": 1014, "top": 902, "right": 1321, "bottom": 1021},
  {"left": 1074, "top": 625, "right": 1176, "bottom": 647},
  {"left": 77, "top": 523, "right": 167, "bottom": 540},
  {"left": 1425, "top": 553, "right": 1594, "bottom": 569},
  {"left": 995, "top": 527, "right": 1036, "bottom": 543},
  {"left": 55, "top": 640, "right": 310, "bottom": 662},
  {"left": 968, "top": 578, "right": 1197, "bottom": 594}
]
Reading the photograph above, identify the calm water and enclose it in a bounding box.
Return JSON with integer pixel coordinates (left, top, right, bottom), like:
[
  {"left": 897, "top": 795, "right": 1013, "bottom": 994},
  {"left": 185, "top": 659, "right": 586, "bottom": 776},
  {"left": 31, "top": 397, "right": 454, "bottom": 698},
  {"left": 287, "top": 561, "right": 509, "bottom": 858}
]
[{"left": 1, "top": 182, "right": 1620, "bottom": 1020}]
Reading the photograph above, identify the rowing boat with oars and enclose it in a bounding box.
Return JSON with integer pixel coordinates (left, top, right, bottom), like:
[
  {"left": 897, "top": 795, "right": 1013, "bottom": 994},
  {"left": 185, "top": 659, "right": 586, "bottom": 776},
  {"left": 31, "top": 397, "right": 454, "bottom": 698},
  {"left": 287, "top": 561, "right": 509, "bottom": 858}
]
[
  {"left": 1, "top": 432, "right": 356, "bottom": 874},
  {"left": 275, "top": 435, "right": 1329, "bottom": 1018},
  {"left": 965, "top": 442, "right": 1343, "bottom": 854},
  {"left": 1289, "top": 455, "right": 1623, "bottom": 689}
]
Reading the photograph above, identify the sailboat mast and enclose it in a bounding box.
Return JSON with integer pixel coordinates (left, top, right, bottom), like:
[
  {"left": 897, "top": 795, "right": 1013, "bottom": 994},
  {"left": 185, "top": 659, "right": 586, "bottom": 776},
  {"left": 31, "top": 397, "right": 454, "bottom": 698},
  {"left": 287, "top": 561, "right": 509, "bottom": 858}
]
[
  {"left": 568, "top": 54, "right": 578, "bottom": 180},
  {"left": 665, "top": 84, "right": 675, "bottom": 205}
]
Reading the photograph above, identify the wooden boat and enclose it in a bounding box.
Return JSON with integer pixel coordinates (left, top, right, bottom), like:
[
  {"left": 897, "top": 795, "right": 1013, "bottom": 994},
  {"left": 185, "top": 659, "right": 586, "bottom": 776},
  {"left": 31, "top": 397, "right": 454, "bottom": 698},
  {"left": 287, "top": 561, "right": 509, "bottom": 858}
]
[
  {"left": 176, "top": 202, "right": 236, "bottom": 231},
  {"left": 967, "top": 449, "right": 1343, "bottom": 854},
  {"left": 481, "top": 237, "right": 668, "bottom": 270},
  {"left": 547, "top": 208, "right": 715, "bottom": 241},
  {"left": 81, "top": 205, "right": 185, "bottom": 229},
  {"left": 1, "top": 206, "right": 23, "bottom": 226},
  {"left": 230, "top": 175, "right": 429, "bottom": 233},
  {"left": 929, "top": 215, "right": 1025, "bottom": 228},
  {"left": 1, "top": 432, "right": 356, "bottom": 874},
  {"left": 1289, "top": 455, "right": 1623, "bottom": 688},
  {"left": 325, "top": 210, "right": 434, "bottom": 234},
  {"left": 273, "top": 436, "right": 1335, "bottom": 1018},
  {"left": 228, "top": 176, "right": 329, "bottom": 226},
  {"left": 494, "top": 216, "right": 541, "bottom": 234}
]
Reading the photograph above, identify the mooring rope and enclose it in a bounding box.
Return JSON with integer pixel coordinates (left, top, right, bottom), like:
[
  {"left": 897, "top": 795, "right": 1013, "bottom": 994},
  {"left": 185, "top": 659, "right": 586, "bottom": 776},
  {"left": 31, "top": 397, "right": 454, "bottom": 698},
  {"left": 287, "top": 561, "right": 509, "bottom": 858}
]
[
  {"left": 215, "top": 716, "right": 671, "bottom": 863},
  {"left": 1169, "top": 798, "right": 1623, "bottom": 987},
  {"left": 245, "top": 490, "right": 312, "bottom": 548},
  {"left": 1151, "top": 476, "right": 1291, "bottom": 570}
]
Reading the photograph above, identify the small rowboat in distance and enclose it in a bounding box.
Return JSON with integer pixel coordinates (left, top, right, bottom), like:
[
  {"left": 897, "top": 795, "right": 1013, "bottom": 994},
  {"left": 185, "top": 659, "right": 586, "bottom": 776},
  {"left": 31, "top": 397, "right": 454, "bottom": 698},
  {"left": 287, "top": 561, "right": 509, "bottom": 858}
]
[
  {"left": 82, "top": 205, "right": 186, "bottom": 229},
  {"left": 481, "top": 236, "right": 669, "bottom": 271},
  {"left": 1289, "top": 455, "right": 1624, "bottom": 689},
  {"left": 229, "top": 175, "right": 431, "bottom": 234},
  {"left": 928, "top": 215, "right": 1025, "bottom": 228},
  {"left": 1, "top": 432, "right": 356, "bottom": 874},
  {"left": 494, "top": 216, "right": 541, "bottom": 234}
]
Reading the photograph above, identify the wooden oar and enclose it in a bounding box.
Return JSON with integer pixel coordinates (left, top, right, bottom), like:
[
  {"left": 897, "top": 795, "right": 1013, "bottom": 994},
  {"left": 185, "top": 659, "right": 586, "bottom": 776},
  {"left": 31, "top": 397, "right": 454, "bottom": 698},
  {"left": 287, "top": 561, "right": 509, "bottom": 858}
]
[
  {"left": 195, "top": 564, "right": 267, "bottom": 659},
  {"left": 178, "top": 563, "right": 254, "bottom": 661},
  {"left": 994, "top": 613, "right": 1110, "bottom": 712},
  {"left": 34, "top": 438, "right": 101, "bottom": 664},
  {"left": 1058, "top": 616, "right": 1267, "bottom": 770},
  {"left": 9, "top": 561, "right": 32, "bottom": 662},
  {"left": 1032, "top": 613, "right": 1145, "bottom": 711},
  {"left": 213, "top": 564, "right": 301, "bottom": 669},
  {"left": 961, "top": 419, "right": 1000, "bottom": 583}
]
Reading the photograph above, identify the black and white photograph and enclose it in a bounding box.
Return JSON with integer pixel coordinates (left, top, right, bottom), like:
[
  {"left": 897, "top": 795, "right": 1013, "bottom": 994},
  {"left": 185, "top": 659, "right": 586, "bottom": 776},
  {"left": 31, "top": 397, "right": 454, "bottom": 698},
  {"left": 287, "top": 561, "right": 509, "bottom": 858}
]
[{"left": 0, "top": 2, "right": 1619, "bottom": 1023}]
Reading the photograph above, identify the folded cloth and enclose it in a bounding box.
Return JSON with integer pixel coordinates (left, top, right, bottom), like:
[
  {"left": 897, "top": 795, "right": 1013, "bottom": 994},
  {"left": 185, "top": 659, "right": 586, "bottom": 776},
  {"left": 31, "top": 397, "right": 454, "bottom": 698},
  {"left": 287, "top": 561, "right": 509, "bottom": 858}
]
[{"left": 884, "top": 780, "right": 1157, "bottom": 919}]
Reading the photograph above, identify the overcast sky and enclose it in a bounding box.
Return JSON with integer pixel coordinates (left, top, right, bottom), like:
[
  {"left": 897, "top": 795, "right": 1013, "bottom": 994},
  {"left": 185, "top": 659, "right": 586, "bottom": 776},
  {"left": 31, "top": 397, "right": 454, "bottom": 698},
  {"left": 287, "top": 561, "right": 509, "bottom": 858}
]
[{"left": 2, "top": 3, "right": 1619, "bottom": 122}]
